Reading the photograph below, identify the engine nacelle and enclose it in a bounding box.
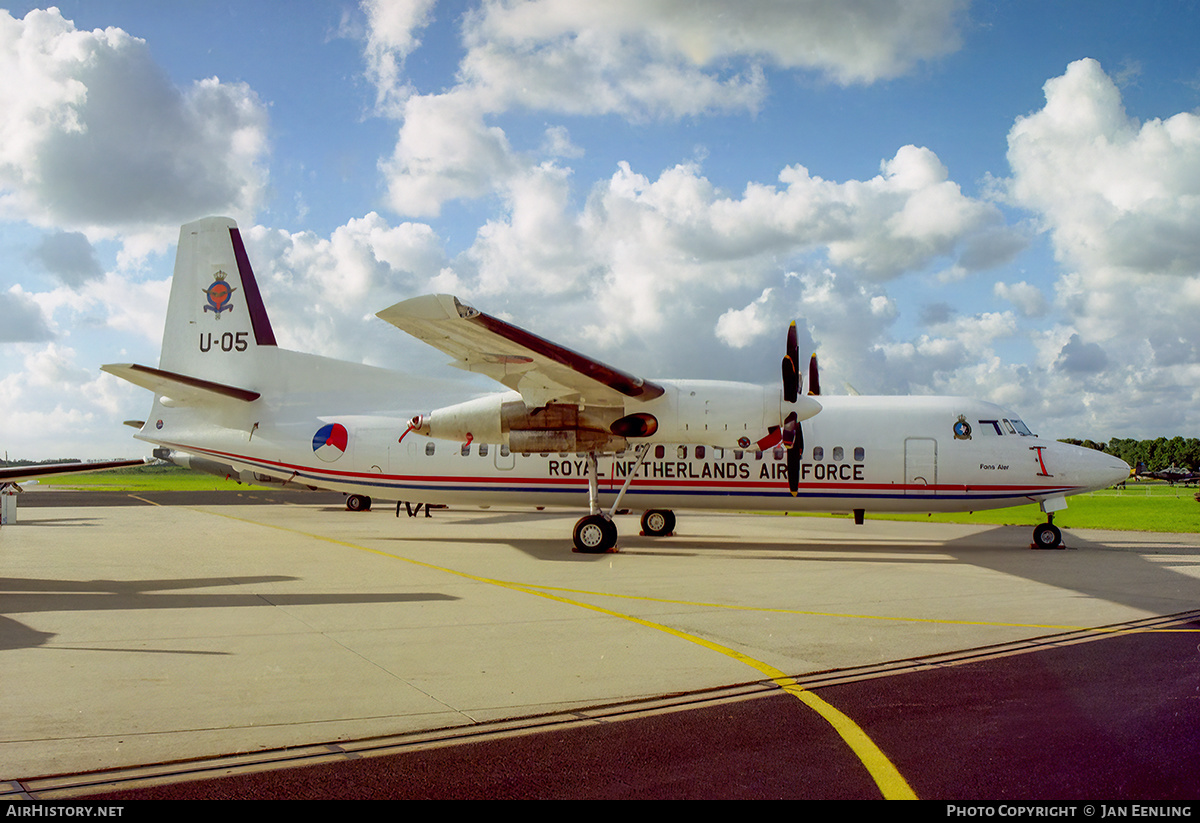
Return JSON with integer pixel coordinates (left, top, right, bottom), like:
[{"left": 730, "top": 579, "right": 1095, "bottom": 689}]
[{"left": 409, "top": 395, "right": 630, "bottom": 453}]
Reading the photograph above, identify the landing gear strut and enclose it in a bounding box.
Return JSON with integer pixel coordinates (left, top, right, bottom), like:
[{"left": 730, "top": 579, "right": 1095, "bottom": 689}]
[
  {"left": 1032, "top": 514, "right": 1063, "bottom": 549},
  {"left": 572, "top": 452, "right": 617, "bottom": 553},
  {"left": 571, "top": 446, "right": 661, "bottom": 553}
]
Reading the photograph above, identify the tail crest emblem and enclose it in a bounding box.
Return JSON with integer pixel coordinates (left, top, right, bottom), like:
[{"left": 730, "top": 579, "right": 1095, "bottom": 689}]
[{"left": 203, "top": 271, "right": 237, "bottom": 318}]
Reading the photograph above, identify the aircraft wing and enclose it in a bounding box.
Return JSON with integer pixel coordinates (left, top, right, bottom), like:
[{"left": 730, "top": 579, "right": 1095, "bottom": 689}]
[
  {"left": 377, "top": 294, "right": 664, "bottom": 408},
  {"left": 1, "top": 458, "right": 148, "bottom": 485}
]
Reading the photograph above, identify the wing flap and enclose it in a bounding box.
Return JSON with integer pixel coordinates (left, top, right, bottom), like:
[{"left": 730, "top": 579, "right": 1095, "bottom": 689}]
[{"left": 377, "top": 295, "right": 663, "bottom": 408}]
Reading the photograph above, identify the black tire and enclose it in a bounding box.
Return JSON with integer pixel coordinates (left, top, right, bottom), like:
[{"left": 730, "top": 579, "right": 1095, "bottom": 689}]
[
  {"left": 1033, "top": 522, "right": 1062, "bottom": 549},
  {"left": 346, "top": 494, "right": 371, "bottom": 512},
  {"left": 573, "top": 514, "right": 617, "bottom": 553},
  {"left": 640, "top": 509, "right": 676, "bottom": 537}
]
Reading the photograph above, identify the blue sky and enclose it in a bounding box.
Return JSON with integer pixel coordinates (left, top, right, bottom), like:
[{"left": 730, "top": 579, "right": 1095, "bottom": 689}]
[{"left": 2, "top": 1, "right": 1199, "bottom": 459}]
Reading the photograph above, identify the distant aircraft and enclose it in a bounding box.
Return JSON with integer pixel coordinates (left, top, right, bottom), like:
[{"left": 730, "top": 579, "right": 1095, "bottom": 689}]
[
  {"left": 1135, "top": 464, "right": 1200, "bottom": 486},
  {"left": 103, "top": 217, "right": 1129, "bottom": 552}
]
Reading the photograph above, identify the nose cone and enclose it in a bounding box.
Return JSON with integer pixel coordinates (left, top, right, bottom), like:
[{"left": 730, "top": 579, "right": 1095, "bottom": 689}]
[{"left": 1064, "top": 444, "right": 1130, "bottom": 492}]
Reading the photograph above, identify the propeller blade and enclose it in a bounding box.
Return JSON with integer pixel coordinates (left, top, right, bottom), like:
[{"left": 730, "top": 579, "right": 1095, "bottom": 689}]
[
  {"left": 807, "top": 352, "right": 820, "bottom": 396},
  {"left": 782, "top": 322, "right": 799, "bottom": 403},
  {"left": 783, "top": 411, "right": 801, "bottom": 495}
]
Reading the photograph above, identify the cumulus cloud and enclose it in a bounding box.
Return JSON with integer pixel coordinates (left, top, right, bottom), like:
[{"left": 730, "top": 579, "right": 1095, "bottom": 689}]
[
  {"left": 999, "top": 58, "right": 1200, "bottom": 433},
  {"left": 369, "top": 0, "right": 967, "bottom": 217},
  {"left": 993, "top": 280, "right": 1048, "bottom": 317},
  {"left": 0, "top": 288, "right": 55, "bottom": 342},
  {"left": 716, "top": 288, "right": 778, "bottom": 348},
  {"left": 441, "top": 146, "right": 1013, "bottom": 365},
  {"left": 359, "top": 0, "right": 438, "bottom": 114},
  {"left": 464, "top": 0, "right": 966, "bottom": 90},
  {"left": 239, "top": 213, "right": 448, "bottom": 361},
  {"left": 1007, "top": 58, "right": 1200, "bottom": 277},
  {"left": 30, "top": 231, "right": 103, "bottom": 287},
  {"left": 1055, "top": 333, "right": 1110, "bottom": 376},
  {"left": 0, "top": 8, "right": 269, "bottom": 242}
]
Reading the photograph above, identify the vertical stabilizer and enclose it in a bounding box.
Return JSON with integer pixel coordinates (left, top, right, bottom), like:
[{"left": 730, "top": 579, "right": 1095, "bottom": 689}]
[{"left": 159, "top": 217, "right": 276, "bottom": 384}]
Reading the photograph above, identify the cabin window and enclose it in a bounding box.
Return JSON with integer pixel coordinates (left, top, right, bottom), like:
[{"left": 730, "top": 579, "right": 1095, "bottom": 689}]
[
  {"left": 812, "top": 446, "right": 824, "bottom": 461},
  {"left": 479, "top": 443, "right": 489, "bottom": 457},
  {"left": 696, "top": 445, "right": 706, "bottom": 459},
  {"left": 733, "top": 449, "right": 744, "bottom": 460},
  {"left": 854, "top": 447, "right": 865, "bottom": 462},
  {"left": 772, "top": 447, "right": 784, "bottom": 460},
  {"left": 712, "top": 447, "right": 723, "bottom": 459},
  {"left": 460, "top": 443, "right": 471, "bottom": 456},
  {"left": 677, "top": 446, "right": 687, "bottom": 459},
  {"left": 832, "top": 446, "right": 844, "bottom": 461},
  {"left": 425, "top": 442, "right": 436, "bottom": 456},
  {"left": 754, "top": 450, "right": 763, "bottom": 460},
  {"left": 655, "top": 445, "right": 665, "bottom": 459},
  {"left": 500, "top": 445, "right": 510, "bottom": 457}
]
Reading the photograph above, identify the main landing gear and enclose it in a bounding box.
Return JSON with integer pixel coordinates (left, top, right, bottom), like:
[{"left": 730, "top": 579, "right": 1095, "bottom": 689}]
[
  {"left": 573, "top": 514, "right": 618, "bottom": 553},
  {"left": 640, "top": 509, "right": 676, "bottom": 537},
  {"left": 571, "top": 509, "right": 677, "bottom": 552},
  {"left": 570, "top": 445, "right": 675, "bottom": 553},
  {"left": 1032, "top": 514, "right": 1063, "bottom": 549},
  {"left": 346, "top": 494, "right": 372, "bottom": 512}
]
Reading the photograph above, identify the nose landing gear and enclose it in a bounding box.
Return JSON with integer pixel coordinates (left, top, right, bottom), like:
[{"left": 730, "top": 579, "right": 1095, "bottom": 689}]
[{"left": 1032, "top": 515, "right": 1063, "bottom": 549}]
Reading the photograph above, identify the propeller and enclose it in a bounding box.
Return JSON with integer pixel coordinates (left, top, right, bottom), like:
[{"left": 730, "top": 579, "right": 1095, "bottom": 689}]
[
  {"left": 780, "top": 323, "right": 804, "bottom": 495},
  {"left": 778, "top": 327, "right": 823, "bottom": 495}
]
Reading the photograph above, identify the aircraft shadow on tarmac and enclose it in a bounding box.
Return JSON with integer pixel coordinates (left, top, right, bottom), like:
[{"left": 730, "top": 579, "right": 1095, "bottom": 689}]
[
  {"left": 377, "top": 515, "right": 1200, "bottom": 619},
  {"left": 0, "top": 574, "right": 459, "bottom": 652}
]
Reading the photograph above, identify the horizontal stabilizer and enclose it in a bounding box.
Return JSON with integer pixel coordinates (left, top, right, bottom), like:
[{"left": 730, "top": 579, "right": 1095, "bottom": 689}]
[{"left": 102, "top": 363, "right": 261, "bottom": 403}]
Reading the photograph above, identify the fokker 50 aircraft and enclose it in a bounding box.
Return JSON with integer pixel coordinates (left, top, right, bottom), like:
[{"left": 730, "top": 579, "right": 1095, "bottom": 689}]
[{"left": 103, "top": 217, "right": 1128, "bottom": 552}]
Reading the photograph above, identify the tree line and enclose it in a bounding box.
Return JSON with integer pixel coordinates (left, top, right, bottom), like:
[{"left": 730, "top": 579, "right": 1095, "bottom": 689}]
[{"left": 1059, "top": 437, "right": 1200, "bottom": 471}]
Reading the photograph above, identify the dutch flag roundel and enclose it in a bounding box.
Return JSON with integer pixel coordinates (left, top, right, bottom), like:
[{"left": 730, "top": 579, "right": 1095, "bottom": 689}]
[{"left": 312, "top": 423, "right": 348, "bottom": 462}]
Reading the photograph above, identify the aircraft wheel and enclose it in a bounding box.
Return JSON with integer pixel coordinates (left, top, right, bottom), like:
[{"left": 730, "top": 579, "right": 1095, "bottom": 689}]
[
  {"left": 1032, "top": 522, "right": 1062, "bottom": 549},
  {"left": 346, "top": 494, "right": 372, "bottom": 512},
  {"left": 640, "top": 509, "right": 676, "bottom": 537},
  {"left": 573, "top": 514, "right": 617, "bottom": 553}
]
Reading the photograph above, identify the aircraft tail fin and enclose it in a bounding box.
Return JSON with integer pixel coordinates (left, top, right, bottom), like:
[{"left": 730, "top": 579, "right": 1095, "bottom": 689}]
[{"left": 155, "top": 216, "right": 277, "bottom": 385}]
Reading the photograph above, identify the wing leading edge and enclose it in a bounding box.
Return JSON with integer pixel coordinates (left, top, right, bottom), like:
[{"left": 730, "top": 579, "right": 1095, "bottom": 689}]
[{"left": 377, "top": 294, "right": 664, "bottom": 409}]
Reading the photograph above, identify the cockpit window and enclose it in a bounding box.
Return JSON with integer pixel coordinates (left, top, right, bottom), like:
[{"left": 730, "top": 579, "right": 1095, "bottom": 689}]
[
  {"left": 978, "top": 419, "right": 1003, "bottom": 435},
  {"left": 1010, "top": 419, "right": 1033, "bottom": 436},
  {"left": 1002, "top": 419, "right": 1017, "bottom": 435}
]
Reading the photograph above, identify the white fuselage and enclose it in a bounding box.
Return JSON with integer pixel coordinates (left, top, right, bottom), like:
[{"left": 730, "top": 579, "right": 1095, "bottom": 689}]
[{"left": 140, "top": 392, "right": 1129, "bottom": 515}]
